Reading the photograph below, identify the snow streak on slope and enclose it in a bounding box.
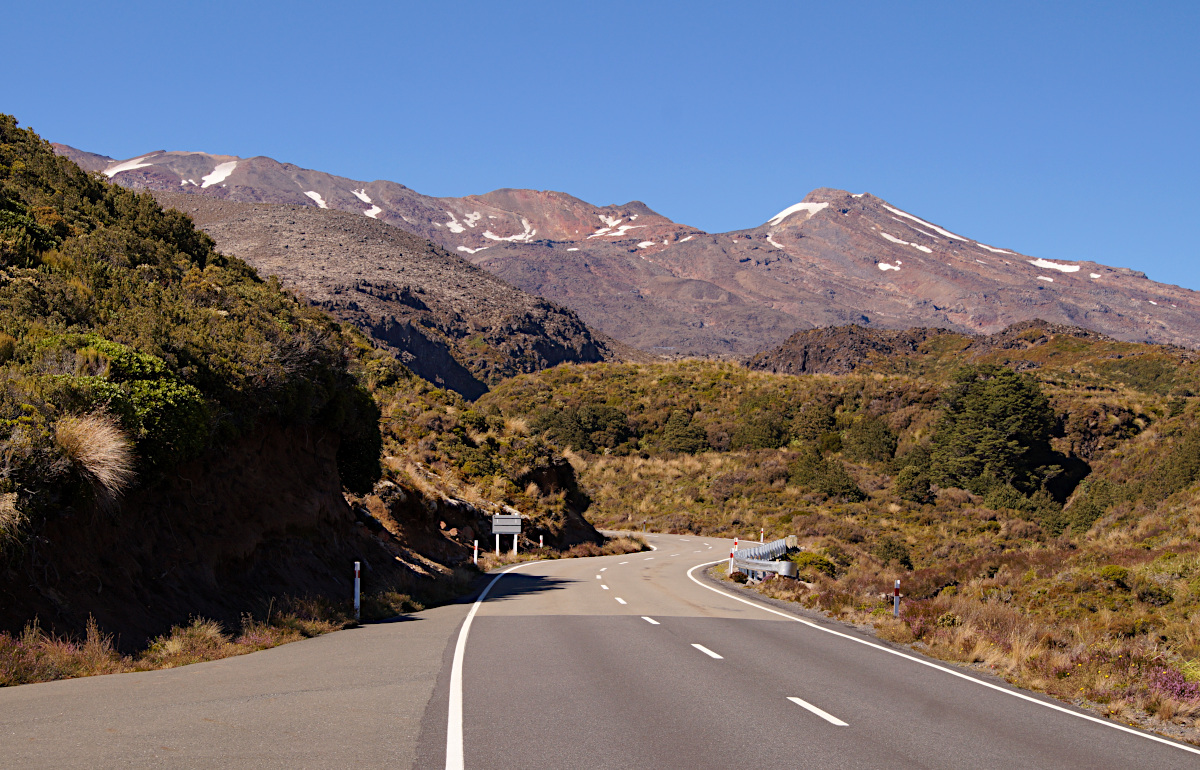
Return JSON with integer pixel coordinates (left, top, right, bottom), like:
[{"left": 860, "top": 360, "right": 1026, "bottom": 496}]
[
  {"left": 201, "top": 161, "right": 237, "bottom": 188},
  {"left": 767, "top": 202, "right": 828, "bottom": 226},
  {"left": 304, "top": 191, "right": 328, "bottom": 209},
  {"left": 104, "top": 156, "right": 154, "bottom": 177},
  {"left": 881, "top": 204, "right": 966, "bottom": 241}
]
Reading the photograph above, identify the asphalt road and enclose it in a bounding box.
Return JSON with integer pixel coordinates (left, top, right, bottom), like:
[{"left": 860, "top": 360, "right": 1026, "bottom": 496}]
[{"left": 3, "top": 533, "right": 1199, "bottom": 768}]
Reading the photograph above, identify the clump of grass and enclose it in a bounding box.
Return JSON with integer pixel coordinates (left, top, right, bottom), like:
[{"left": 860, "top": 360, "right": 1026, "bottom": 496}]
[
  {"left": 53, "top": 412, "right": 135, "bottom": 503},
  {"left": 477, "top": 534, "right": 649, "bottom": 571}
]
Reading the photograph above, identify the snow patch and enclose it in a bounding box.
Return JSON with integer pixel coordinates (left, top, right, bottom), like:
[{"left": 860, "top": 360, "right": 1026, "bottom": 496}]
[
  {"left": 483, "top": 218, "right": 536, "bottom": 242},
  {"left": 201, "top": 161, "right": 238, "bottom": 188},
  {"left": 104, "top": 156, "right": 155, "bottom": 177},
  {"left": 456, "top": 245, "right": 490, "bottom": 254},
  {"left": 880, "top": 231, "right": 933, "bottom": 253},
  {"left": 1028, "top": 258, "right": 1080, "bottom": 273},
  {"left": 679, "top": 235, "right": 694, "bottom": 242},
  {"left": 976, "top": 259, "right": 989, "bottom": 265},
  {"left": 567, "top": 248, "right": 580, "bottom": 251},
  {"left": 364, "top": 205, "right": 382, "bottom": 219},
  {"left": 978, "top": 244, "right": 1013, "bottom": 254},
  {"left": 464, "top": 212, "right": 481, "bottom": 228},
  {"left": 638, "top": 241, "right": 655, "bottom": 249},
  {"left": 891, "top": 217, "right": 939, "bottom": 240},
  {"left": 1090, "top": 273, "right": 1101, "bottom": 279},
  {"left": 599, "top": 214, "right": 622, "bottom": 228},
  {"left": 851, "top": 193, "right": 864, "bottom": 198},
  {"left": 443, "top": 212, "right": 465, "bottom": 233},
  {"left": 587, "top": 223, "right": 645, "bottom": 239},
  {"left": 1149, "top": 300, "right": 1158, "bottom": 305},
  {"left": 767, "top": 201, "right": 829, "bottom": 226},
  {"left": 878, "top": 262, "right": 901, "bottom": 272},
  {"left": 303, "top": 190, "right": 328, "bottom": 209},
  {"left": 351, "top": 189, "right": 372, "bottom": 204},
  {"left": 766, "top": 236, "right": 786, "bottom": 250},
  {"left": 1037, "top": 276, "right": 1054, "bottom": 283},
  {"left": 881, "top": 204, "right": 965, "bottom": 240}
]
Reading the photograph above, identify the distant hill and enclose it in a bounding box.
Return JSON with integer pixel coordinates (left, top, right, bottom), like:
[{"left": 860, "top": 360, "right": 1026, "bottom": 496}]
[
  {"left": 57, "top": 144, "right": 1200, "bottom": 355},
  {"left": 151, "top": 192, "right": 634, "bottom": 399}
]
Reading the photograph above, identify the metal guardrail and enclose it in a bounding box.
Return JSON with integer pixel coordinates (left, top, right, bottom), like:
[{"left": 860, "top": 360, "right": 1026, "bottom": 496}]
[{"left": 732, "top": 536, "right": 798, "bottom": 579}]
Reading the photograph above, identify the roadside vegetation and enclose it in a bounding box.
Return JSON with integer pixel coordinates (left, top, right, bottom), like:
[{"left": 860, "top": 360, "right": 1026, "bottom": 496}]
[{"left": 474, "top": 332, "right": 1200, "bottom": 740}]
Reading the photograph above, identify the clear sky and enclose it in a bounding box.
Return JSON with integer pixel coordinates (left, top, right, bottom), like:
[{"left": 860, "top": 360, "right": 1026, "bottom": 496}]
[{"left": 6, "top": 1, "right": 1198, "bottom": 289}]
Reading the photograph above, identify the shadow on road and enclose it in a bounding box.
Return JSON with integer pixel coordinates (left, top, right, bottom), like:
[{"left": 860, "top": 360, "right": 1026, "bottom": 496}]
[{"left": 480, "top": 573, "right": 573, "bottom": 604}]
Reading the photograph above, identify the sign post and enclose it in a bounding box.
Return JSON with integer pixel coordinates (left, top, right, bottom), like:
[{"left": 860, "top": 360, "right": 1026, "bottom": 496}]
[{"left": 492, "top": 514, "right": 522, "bottom": 558}]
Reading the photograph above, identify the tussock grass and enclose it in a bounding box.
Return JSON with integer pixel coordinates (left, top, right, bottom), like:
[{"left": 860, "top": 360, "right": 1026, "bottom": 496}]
[
  {"left": 477, "top": 535, "right": 649, "bottom": 571},
  {"left": 53, "top": 412, "right": 135, "bottom": 503}
]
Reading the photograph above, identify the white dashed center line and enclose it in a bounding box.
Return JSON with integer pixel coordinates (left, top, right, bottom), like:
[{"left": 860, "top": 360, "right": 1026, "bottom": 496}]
[
  {"left": 787, "top": 697, "right": 848, "bottom": 726},
  {"left": 691, "top": 644, "right": 723, "bottom": 659},
  {"left": 644, "top": 557, "right": 654, "bottom": 561},
  {"left": 600, "top": 568, "right": 607, "bottom": 572},
  {"left": 618, "top": 561, "right": 629, "bottom": 565},
  {"left": 642, "top": 617, "right": 659, "bottom": 625},
  {"left": 670, "top": 553, "right": 680, "bottom": 557},
  {"left": 601, "top": 584, "right": 609, "bottom": 590},
  {"left": 596, "top": 575, "right": 602, "bottom": 580},
  {"left": 615, "top": 597, "right": 627, "bottom": 605}
]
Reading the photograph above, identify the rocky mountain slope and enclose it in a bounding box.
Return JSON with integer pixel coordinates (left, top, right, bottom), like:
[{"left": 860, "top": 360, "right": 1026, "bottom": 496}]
[
  {"left": 59, "top": 145, "right": 1200, "bottom": 355},
  {"left": 150, "top": 192, "right": 632, "bottom": 399}
]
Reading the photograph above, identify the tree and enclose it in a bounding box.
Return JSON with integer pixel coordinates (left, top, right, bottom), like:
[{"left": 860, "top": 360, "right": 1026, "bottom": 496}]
[
  {"left": 661, "top": 410, "right": 708, "bottom": 454},
  {"left": 842, "top": 416, "right": 898, "bottom": 463},
  {"left": 929, "top": 365, "right": 1056, "bottom": 495}
]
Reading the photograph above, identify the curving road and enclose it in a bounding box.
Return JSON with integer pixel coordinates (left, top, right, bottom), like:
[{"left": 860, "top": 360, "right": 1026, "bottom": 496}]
[{"left": 3, "top": 533, "right": 1198, "bottom": 768}]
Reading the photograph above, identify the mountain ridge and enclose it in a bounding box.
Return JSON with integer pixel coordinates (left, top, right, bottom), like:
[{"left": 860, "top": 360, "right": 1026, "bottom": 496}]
[{"left": 56, "top": 143, "right": 1200, "bottom": 355}]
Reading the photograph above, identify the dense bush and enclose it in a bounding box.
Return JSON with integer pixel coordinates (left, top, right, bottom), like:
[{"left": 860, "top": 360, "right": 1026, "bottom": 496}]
[
  {"left": 842, "top": 416, "right": 897, "bottom": 462},
  {"left": 0, "top": 114, "right": 382, "bottom": 539},
  {"left": 929, "top": 366, "right": 1058, "bottom": 496}
]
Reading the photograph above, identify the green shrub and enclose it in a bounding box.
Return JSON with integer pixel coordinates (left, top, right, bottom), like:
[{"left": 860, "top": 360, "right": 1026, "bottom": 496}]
[
  {"left": 842, "top": 416, "right": 897, "bottom": 462},
  {"left": 791, "top": 552, "right": 837, "bottom": 579},
  {"left": 895, "top": 466, "right": 933, "bottom": 504},
  {"left": 872, "top": 535, "right": 913, "bottom": 569},
  {"left": 1099, "top": 565, "right": 1130, "bottom": 587},
  {"left": 661, "top": 409, "right": 709, "bottom": 454}
]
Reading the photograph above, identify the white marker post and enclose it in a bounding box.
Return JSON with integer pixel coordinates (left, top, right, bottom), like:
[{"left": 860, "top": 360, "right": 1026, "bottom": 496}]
[
  {"left": 729, "top": 536, "right": 738, "bottom": 575},
  {"left": 539, "top": 534, "right": 544, "bottom": 549},
  {"left": 353, "top": 561, "right": 361, "bottom": 620},
  {"left": 495, "top": 533, "right": 500, "bottom": 556},
  {"left": 894, "top": 579, "right": 901, "bottom": 617},
  {"left": 760, "top": 527, "right": 764, "bottom": 543},
  {"left": 473, "top": 540, "right": 478, "bottom": 566},
  {"left": 512, "top": 534, "right": 518, "bottom": 556}
]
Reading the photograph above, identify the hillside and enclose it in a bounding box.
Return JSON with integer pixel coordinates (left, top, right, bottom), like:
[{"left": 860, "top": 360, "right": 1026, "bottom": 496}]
[
  {"left": 1, "top": 116, "right": 606, "bottom": 654},
  {"left": 60, "top": 144, "right": 1200, "bottom": 355},
  {"left": 474, "top": 322, "right": 1200, "bottom": 738},
  {"left": 149, "top": 192, "right": 634, "bottom": 399}
]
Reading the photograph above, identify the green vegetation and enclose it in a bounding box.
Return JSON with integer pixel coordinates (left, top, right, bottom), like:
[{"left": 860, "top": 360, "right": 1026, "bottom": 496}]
[
  {"left": 0, "top": 114, "right": 381, "bottom": 549},
  {"left": 476, "top": 332, "right": 1200, "bottom": 737}
]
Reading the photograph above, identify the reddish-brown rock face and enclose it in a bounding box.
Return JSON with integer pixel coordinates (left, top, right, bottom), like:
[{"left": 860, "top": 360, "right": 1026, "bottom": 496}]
[{"left": 68, "top": 146, "right": 1200, "bottom": 355}]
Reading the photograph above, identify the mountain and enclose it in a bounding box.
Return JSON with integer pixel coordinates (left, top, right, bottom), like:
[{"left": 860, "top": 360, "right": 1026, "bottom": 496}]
[
  {"left": 150, "top": 192, "right": 632, "bottom": 399},
  {"left": 58, "top": 145, "right": 1200, "bottom": 354}
]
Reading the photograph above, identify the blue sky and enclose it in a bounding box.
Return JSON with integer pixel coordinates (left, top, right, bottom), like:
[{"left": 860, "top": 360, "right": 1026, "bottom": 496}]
[{"left": 7, "top": 1, "right": 1198, "bottom": 289}]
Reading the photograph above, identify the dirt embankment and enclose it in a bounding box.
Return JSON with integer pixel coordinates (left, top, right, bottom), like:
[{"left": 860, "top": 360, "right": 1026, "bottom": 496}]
[{"left": 0, "top": 424, "right": 407, "bottom": 650}]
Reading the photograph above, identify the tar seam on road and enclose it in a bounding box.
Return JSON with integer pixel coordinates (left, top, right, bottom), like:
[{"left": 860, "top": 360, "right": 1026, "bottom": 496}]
[
  {"left": 692, "top": 644, "right": 723, "bottom": 659},
  {"left": 788, "top": 696, "right": 849, "bottom": 726},
  {"left": 446, "top": 561, "right": 538, "bottom": 770},
  {"left": 684, "top": 560, "right": 1200, "bottom": 757}
]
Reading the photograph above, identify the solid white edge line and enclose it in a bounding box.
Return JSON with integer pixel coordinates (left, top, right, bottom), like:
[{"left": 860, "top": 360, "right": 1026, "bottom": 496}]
[
  {"left": 788, "top": 696, "right": 848, "bottom": 726},
  {"left": 642, "top": 616, "right": 660, "bottom": 625},
  {"left": 685, "top": 560, "right": 1200, "bottom": 756},
  {"left": 616, "top": 597, "right": 627, "bottom": 605},
  {"left": 692, "top": 643, "right": 723, "bottom": 659},
  {"left": 446, "top": 561, "right": 537, "bottom": 770}
]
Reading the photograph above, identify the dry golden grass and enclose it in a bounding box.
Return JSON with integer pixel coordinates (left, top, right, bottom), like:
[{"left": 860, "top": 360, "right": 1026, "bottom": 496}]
[{"left": 54, "top": 412, "right": 135, "bottom": 502}]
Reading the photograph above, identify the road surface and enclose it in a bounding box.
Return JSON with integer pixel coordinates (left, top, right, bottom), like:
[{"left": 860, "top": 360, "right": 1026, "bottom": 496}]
[{"left": 2, "top": 533, "right": 1197, "bottom": 768}]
